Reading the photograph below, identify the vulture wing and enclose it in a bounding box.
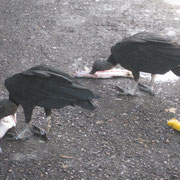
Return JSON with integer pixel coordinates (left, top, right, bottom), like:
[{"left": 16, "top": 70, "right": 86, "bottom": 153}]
[
  {"left": 111, "top": 32, "right": 180, "bottom": 74},
  {"left": 5, "top": 65, "right": 99, "bottom": 110}
]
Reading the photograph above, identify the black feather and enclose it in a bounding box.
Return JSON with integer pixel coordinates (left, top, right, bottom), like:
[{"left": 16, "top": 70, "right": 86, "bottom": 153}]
[
  {"left": 4, "top": 65, "right": 99, "bottom": 123},
  {"left": 111, "top": 32, "right": 180, "bottom": 75}
]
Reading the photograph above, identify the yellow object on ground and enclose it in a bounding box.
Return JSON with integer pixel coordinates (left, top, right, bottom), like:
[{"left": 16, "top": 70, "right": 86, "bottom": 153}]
[{"left": 167, "top": 118, "right": 180, "bottom": 131}]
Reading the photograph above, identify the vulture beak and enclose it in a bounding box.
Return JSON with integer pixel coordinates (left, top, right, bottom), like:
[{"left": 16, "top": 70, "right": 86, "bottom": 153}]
[{"left": 89, "top": 69, "right": 96, "bottom": 75}]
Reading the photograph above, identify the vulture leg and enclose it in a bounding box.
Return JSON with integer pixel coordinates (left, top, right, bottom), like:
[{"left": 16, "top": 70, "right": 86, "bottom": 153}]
[
  {"left": 44, "top": 108, "right": 52, "bottom": 134},
  {"left": 116, "top": 71, "right": 139, "bottom": 96},
  {"left": 16, "top": 106, "right": 34, "bottom": 140},
  {"left": 138, "top": 74, "right": 156, "bottom": 96},
  {"left": 30, "top": 108, "right": 52, "bottom": 140}
]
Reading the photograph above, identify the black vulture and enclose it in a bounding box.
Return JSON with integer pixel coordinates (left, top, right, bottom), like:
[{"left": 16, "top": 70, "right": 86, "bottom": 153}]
[
  {"left": 90, "top": 32, "right": 180, "bottom": 95},
  {"left": 1, "top": 65, "right": 100, "bottom": 139}
]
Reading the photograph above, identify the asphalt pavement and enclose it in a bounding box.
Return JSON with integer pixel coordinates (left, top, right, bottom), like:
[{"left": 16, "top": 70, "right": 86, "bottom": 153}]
[{"left": 0, "top": 0, "right": 180, "bottom": 179}]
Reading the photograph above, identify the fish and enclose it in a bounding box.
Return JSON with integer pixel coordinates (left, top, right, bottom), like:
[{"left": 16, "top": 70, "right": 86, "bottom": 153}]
[{"left": 74, "top": 68, "right": 133, "bottom": 79}]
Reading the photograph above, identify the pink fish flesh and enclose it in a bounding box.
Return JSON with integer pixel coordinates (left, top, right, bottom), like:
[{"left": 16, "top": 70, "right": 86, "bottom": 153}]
[{"left": 74, "top": 69, "right": 133, "bottom": 79}]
